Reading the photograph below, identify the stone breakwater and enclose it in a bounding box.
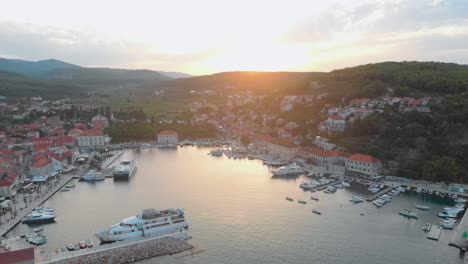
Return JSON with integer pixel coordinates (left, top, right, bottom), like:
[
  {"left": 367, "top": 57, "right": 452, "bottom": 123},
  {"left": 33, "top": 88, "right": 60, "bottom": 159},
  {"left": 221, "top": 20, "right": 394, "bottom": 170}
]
[{"left": 47, "top": 237, "right": 193, "bottom": 264}]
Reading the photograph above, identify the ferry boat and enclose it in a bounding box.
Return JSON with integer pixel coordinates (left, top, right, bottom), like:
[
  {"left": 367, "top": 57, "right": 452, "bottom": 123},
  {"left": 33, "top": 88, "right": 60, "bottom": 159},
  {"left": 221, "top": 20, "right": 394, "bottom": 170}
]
[
  {"left": 113, "top": 160, "right": 137, "bottom": 179},
  {"left": 80, "top": 170, "right": 106, "bottom": 181},
  {"left": 271, "top": 163, "right": 304, "bottom": 176},
  {"left": 95, "top": 208, "right": 188, "bottom": 242},
  {"left": 23, "top": 212, "right": 56, "bottom": 223}
]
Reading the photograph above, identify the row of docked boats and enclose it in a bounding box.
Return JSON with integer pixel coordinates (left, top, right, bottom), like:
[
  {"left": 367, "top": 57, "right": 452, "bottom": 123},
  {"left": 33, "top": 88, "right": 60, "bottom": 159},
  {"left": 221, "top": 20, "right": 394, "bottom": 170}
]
[
  {"left": 66, "top": 239, "right": 93, "bottom": 251},
  {"left": 414, "top": 187, "right": 460, "bottom": 199}
]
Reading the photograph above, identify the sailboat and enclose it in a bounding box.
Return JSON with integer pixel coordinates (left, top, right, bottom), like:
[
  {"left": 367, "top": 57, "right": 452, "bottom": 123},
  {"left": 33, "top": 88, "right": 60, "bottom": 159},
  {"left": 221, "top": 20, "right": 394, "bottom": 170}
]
[{"left": 414, "top": 188, "right": 430, "bottom": 211}]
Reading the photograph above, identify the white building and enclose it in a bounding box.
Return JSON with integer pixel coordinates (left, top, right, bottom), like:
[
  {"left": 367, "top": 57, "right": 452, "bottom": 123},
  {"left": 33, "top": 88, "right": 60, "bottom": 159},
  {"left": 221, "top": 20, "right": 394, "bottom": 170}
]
[
  {"left": 345, "top": 154, "right": 382, "bottom": 178},
  {"left": 30, "top": 158, "right": 54, "bottom": 176},
  {"left": 157, "top": 130, "right": 178, "bottom": 144},
  {"left": 77, "top": 129, "right": 106, "bottom": 148}
]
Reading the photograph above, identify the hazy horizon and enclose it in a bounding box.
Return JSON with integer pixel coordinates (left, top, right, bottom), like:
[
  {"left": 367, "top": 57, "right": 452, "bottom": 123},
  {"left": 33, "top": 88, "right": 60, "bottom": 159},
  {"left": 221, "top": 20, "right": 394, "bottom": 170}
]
[{"left": 1, "top": 0, "right": 467, "bottom": 75}]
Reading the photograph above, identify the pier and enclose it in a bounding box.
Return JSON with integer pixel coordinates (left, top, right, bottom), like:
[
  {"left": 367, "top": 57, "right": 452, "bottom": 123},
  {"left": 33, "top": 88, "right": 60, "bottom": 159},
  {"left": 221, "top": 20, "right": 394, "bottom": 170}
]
[
  {"left": 37, "top": 232, "right": 194, "bottom": 264},
  {"left": 101, "top": 150, "right": 125, "bottom": 169},
  {"left": 449, "top": 208, "right": 468, "bottom": 249},
  {"left": 0, "top": 175, "right": 74, "bottom": 238},
  {"left": 365, "top": 186, "right": 393, "bottom": 202},
  {"left": 427, "top": 225, "right": 442, "bottom": 241}
]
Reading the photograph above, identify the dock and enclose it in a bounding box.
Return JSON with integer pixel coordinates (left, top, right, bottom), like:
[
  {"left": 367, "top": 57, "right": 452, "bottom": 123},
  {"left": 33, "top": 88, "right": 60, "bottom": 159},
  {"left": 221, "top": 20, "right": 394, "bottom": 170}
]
[
  {"left": 37, "top": 231, "right": 193, "bottom": 263},
  {"left": 365, "top": 186, "right": 393, "bottom": 201},
  {"left": 428, "top": 225, "right": 442, "bottom": 241},
  {"left": 0, "top": 175, "right": 74, "bottom": 238},
  {"left": 449, "top": 208, "right": 468, "bottom": 249},
  {"left": 100, "top": 150, "right": 125, "bottom": 169}
]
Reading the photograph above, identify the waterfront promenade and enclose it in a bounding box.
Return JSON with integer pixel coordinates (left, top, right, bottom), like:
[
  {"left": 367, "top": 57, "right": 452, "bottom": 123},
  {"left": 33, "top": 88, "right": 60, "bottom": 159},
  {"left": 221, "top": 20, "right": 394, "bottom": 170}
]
[{"left": 0, "top": 174, "right": 74, "bottom": 239}]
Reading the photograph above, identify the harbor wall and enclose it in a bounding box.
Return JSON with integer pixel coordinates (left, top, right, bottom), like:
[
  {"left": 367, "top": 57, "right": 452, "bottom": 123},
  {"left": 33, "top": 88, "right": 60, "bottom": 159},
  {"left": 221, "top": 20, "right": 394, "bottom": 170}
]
[{"left": 41, "top": 235, "right": 192, "bottom": 264}]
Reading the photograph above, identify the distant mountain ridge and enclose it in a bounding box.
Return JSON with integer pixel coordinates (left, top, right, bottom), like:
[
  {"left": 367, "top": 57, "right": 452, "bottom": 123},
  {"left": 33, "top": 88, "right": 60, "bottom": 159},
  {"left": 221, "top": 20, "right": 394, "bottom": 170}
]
[{"left": 0, "top": 57, "right": 192, "bottom": 80}]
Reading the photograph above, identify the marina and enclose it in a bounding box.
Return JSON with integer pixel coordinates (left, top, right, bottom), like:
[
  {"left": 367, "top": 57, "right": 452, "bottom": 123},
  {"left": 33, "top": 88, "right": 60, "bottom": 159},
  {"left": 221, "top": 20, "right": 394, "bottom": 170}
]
[{"left": 2, "top": 147, "right": 465, "bottom": 263}]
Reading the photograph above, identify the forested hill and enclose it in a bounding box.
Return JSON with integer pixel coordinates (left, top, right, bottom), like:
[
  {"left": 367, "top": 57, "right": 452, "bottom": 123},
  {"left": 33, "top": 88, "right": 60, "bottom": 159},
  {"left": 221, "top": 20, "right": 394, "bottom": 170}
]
[
  {"left": 0, "top": 70, "right": 85, "bottom": 98},
  {"left": 315, "top": 61, "right": 468, "bottom": 100}
]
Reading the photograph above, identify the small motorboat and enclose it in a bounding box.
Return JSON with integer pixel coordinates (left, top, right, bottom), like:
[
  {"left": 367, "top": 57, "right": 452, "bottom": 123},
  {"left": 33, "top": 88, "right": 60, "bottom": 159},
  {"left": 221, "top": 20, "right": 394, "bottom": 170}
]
[
  {"left": 298, "top": 200, "right": 307, "bottom": 204},
  {"left": 79, "top": 240, "right": 87, "bottom": 249},
  {"left": 310, "top": 196, "right": 319, "bottom": 201},
  {"left": 85, "top": 239, "right": 94, "bottom": 248},
  {"left": 67, "top": 244, "right": 75, "bottom": 251},
  {"left": 312, "top": 208, "right": 322, "bottom": 215},
  {"left": 349, "top": 196, "right": 363, "bottom": 203},
  {"left": 61, "top": 188, "right": 70, "bottom": 192},
  {"left": 33, "top": 227, "right": 44, "bottom": 233},
  {"left": 399, "top": 209, "right": 418, "bottom": 219},
  {"left": 65, "top": 184, "right": 75, "bottom": 188},
  {"left": 415, "top": 204, "right": 430, "bottom": 210},
  {"left": 422, "top": 223, "right": 432, "bottom": 232},
  {"left": 286, "top": 197, "right": 294, "bottom": 202}
]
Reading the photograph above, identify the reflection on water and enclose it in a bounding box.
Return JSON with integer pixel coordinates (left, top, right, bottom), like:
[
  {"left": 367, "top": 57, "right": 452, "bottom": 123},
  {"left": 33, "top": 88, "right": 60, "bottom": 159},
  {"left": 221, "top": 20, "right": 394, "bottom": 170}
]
[{"left": 8, "top": 147, "right": 462, "bottom": 263}]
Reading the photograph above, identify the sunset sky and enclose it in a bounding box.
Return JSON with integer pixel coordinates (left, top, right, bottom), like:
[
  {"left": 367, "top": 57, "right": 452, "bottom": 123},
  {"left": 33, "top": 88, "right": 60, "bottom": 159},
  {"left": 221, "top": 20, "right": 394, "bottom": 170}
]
[{"left": 0, "top": 0, "right": 467, "bottom": 75}]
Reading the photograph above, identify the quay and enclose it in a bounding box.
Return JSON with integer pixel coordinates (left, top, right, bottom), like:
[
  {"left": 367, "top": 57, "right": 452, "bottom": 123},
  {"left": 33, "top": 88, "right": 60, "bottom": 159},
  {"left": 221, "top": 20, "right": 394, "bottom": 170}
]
[
  {"left": 365, "top": 186, "right": 393, "bottom": 202},
  {"left": 37, "top": 232, "right": 194, "bottom": 264},
  {"left": 449, "top": 208, "right": 468, "bottom": 249},
  {"left": 101, "top": 150, "right": 125, "bottom": 169},
  {"left": 427, "top": 225, "right": 442, "bottom": 241},
  {"left": 0, "top": 175, "right": 74, "bottom": 238}
]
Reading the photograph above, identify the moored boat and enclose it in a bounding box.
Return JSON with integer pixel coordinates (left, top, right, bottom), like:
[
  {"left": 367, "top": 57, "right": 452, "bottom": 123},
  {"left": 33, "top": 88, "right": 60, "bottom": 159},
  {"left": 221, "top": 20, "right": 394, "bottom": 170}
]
[
  {"left": 399, "top": 209, "right": 418, "bottom": 219},
  {"left": 415, "top": 204, "right": 430, "bottom": 210},
  {"left": 95, "top": 208, "right": 188, "bottom": 242},
  {"left": 312, "top": 208, "right": 322, "bottom": 215},
  {"left": 286, "top": 197, "right": 294, "bottom": 202}
]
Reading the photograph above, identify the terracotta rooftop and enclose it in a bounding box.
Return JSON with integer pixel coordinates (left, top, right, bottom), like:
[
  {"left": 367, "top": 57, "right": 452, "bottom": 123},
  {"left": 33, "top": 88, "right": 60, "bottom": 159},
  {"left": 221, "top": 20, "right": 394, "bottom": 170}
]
[
  {"left": 158, "top": 130, "right": 177, "bottom": 135},
  {"left": 347, "top": 153, "right": 379, "bottom": 163},
  {"left": 31, "top": 157, "right": 51, "bottom": 168}
]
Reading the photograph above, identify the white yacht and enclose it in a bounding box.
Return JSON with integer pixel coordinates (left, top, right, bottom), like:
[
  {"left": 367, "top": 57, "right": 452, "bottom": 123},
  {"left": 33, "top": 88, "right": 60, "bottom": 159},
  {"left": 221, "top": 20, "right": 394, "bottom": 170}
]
[
  {"left": 272, "top": 163, "right": 304, "bottom": 176},
  {"left": 80, "top": 170, "right": 105, "bottom": 181},
  {"left": 113, "top": 160, "right": 137, "bottom": 179},
  {"left": 349, "top": 196, "right": 363, "bottom": 203},
  {"left": 209, "top": 149, "right": 223, "bottom": 157},
  {"left": 22, "top": 212, "right": 55, "bottom": 223},
  {"left": 95, "top": 208, "right": 188, "bottom": 242}
]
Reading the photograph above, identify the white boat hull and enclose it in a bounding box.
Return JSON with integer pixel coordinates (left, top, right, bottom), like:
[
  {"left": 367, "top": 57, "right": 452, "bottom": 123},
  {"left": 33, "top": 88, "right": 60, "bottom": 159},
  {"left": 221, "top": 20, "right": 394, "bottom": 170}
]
[{"left": 95, "top": 221, "right": 188, "bottom": 242}]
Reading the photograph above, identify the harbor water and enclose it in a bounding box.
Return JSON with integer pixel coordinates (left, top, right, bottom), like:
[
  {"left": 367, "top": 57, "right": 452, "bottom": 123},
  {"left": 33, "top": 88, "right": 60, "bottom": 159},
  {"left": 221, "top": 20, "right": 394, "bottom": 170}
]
[{"left": 7, "top": 147, "right": 464, "bottom": 263}]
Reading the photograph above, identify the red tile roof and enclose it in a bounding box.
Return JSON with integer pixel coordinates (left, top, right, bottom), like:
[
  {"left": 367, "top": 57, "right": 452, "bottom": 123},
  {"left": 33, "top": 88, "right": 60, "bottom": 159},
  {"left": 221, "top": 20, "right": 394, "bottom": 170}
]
[
  {"left": 33, "top": 144, "right": 49, "bottom": 152},
  {"left": 49, "top": 152, "right": 66, "bottom": 162},
  {"left": 0, "top": 180, "right": 12, "bottom": 187},
  {"left": 158, "top": 130, "right": 177, "bottom": 135},
  {"left": 55, "top": 136, "right": 76, "bottom": 145},
  {"left": 329, "top": 115, "right": 345, "bottom": 121},
  {"left": 68, "top": 128, "right": 83, "bottom": 135},
  {"left": 347, "top": 153, "right": 379, "bottom": 163},
  {"left": 80, "top": 129, "right": 103, "bottom": 136},
  {"left": 31, "top": 157, "right": 51, "bottom": 168}
]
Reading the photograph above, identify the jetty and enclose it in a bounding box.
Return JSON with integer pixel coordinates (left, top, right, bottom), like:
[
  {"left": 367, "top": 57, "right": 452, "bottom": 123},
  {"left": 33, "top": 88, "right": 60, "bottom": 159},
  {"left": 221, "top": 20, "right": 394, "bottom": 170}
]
[
  {"left": 101, "top": 150, "right": 125, "bottom": 169},
  {"left": 449, "top": 209, "right": 468, "bottom": 249},
  {"left": 365, "top": 186, "right": 393, "bottom": 202},
  {"left": 37, "top": 232, "right": 194, "bottom": 264},
  {"left": 427, "top": 225, "right": 442, "bottom": 241}
]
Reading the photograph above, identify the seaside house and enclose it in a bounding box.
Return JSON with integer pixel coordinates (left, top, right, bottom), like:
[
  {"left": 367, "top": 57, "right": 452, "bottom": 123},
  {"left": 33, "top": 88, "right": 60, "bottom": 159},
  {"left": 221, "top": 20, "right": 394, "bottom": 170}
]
[
  {"left": 345, "top": 154, "right": 382, "bottom": 179},
  {"left": 157, "top": 130, "right": 178, "bottom": 144}
]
